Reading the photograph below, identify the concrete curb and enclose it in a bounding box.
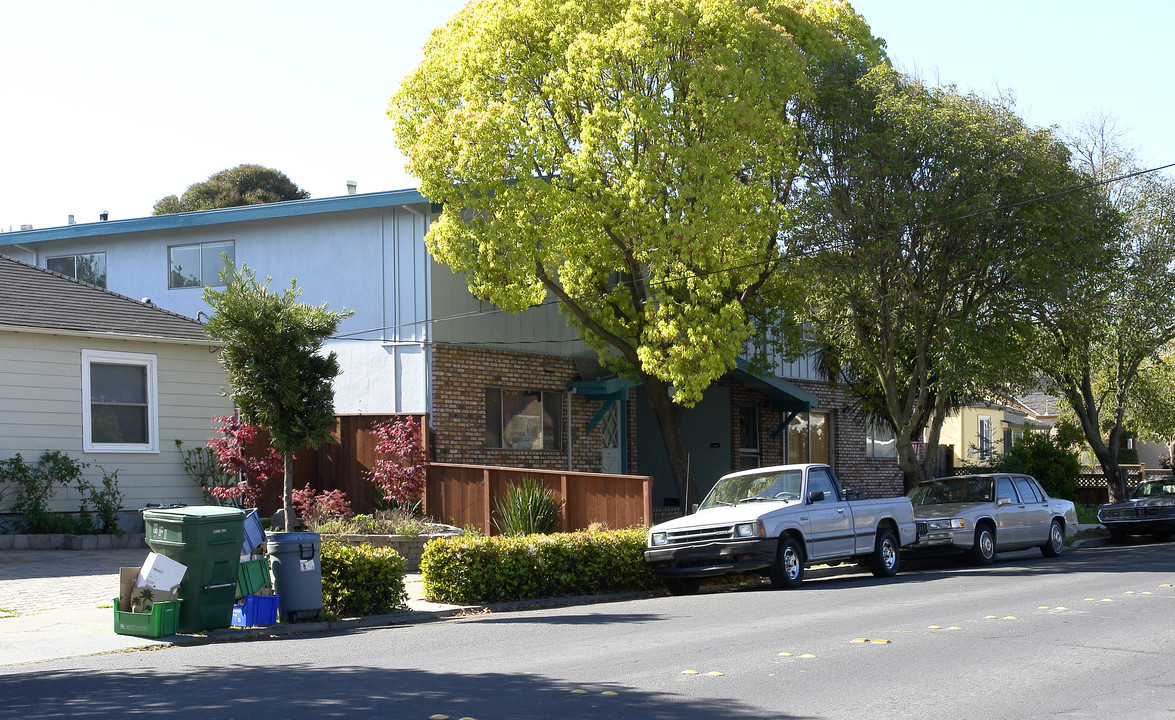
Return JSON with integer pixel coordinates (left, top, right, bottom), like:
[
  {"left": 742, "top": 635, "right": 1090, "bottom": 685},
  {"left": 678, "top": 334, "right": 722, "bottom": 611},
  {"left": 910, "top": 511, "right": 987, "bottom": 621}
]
[{"left": 163, "top": 589, "right": 668, "bottom": 647}]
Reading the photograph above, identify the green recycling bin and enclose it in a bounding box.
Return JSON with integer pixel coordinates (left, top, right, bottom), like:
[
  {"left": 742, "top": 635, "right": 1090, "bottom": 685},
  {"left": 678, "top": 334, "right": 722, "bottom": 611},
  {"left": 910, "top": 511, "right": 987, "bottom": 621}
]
[{"left": 143, "top": 506, "right": 245, "bottom": 633}]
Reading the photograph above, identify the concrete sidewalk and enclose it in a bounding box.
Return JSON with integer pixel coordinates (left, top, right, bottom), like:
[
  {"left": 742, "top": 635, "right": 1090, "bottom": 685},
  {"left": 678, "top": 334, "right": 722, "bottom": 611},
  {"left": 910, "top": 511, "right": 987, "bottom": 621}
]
[{"left": 0, "top": 547, "right": 478, "bottom": 667}]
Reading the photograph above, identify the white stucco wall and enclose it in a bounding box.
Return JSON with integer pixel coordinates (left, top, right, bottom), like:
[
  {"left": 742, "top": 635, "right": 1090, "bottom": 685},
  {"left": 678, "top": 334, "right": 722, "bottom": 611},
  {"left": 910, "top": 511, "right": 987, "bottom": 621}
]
[{"left": 8, "top": 200, "right": 434, "bottom": 415}]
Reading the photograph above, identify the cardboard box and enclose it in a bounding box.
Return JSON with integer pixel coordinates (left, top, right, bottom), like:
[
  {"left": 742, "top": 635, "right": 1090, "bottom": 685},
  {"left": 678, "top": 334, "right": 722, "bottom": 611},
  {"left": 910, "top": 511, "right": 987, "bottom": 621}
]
[
  {"left": 120, "top": 567, "right": 178, "bottom": 610},
  {"left": 136, "top": 552, "right": 187, "bottom": 592}
]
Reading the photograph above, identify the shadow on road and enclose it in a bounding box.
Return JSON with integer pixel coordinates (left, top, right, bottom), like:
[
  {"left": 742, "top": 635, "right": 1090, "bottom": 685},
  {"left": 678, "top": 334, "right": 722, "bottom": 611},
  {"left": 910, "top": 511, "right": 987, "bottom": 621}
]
[{"left": 0, "top": 665, "right": 814, "bottom": 720}]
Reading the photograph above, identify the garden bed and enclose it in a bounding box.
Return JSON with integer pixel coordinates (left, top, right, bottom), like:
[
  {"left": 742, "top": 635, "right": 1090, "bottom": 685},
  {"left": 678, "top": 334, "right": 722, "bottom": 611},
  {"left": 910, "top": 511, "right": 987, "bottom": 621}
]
[{"left": 0, "top": 533, "right": 146, "bottom": 551}]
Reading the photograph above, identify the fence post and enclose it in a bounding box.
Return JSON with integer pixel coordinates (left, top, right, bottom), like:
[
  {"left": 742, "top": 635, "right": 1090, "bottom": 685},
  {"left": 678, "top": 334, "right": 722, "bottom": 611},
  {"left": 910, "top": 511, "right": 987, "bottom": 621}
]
[
  {"left": 483, "top": 468, "right": 493, "bottom": 536},
  {"left": 643, "top": 477, "right": 652, "bottom": 527},
  {"left": 559, "top": 475, "right": 569, "bottom": 531}
]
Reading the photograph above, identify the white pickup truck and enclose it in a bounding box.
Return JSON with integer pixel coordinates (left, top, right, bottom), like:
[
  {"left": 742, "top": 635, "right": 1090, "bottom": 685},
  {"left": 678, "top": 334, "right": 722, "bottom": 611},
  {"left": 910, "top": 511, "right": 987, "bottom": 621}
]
[{"left": 645, "top": 463, "right": 918, "bottom": 594}]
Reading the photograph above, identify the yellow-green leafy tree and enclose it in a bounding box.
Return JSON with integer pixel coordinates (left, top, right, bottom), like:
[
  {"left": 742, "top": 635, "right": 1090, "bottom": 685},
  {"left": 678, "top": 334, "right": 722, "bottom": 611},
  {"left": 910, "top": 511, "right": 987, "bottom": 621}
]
[{"left": 391, "top": 0, "right": 883, "bottom": 504}]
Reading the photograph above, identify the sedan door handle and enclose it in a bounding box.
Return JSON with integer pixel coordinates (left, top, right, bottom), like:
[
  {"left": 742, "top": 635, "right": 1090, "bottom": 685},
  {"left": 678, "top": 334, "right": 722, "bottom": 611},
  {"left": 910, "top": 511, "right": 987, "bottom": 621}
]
[{"left": 837, "top": 508, "right": 845, "bottom": 514}]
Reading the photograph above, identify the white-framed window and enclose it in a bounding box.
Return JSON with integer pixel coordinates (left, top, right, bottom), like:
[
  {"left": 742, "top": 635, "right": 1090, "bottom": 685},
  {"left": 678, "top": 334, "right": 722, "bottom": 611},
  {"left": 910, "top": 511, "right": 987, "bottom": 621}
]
[
  {"left": 738, "top": 405, "right": 760, "bottom": 470},
  {"left": 168, "top": 240, "right": 234, "bottom": 289},
  {"left": 485, "top": 387, "right": 562, "bottom": 450},
  {"left": 81, "top": 349, "right": 159, "bottom": 453},
  {"left": 866, "top": 419, "right": 898, "bottom": 458},
  {"left": 47, "top": 252, "right": 107, "bottom": 288},
  {"left": 977, "top": 415, "right": 993, "bottom": 460}
]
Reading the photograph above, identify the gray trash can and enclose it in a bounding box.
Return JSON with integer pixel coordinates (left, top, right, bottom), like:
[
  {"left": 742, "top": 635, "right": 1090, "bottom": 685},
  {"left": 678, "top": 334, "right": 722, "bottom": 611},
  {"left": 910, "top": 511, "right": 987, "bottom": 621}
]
[{"left": 266, "top": 532, "right": 323, "bottom": 622}]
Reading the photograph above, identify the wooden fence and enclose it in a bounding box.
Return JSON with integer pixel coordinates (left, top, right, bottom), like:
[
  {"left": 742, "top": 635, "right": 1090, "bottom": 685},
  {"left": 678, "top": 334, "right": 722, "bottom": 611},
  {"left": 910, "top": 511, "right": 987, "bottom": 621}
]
[
  {"left": 257, "top": 414, "right": 653, "bottom": 533},
  {"left": 423, "top": 463, "right": 652, "bottom": 535}
]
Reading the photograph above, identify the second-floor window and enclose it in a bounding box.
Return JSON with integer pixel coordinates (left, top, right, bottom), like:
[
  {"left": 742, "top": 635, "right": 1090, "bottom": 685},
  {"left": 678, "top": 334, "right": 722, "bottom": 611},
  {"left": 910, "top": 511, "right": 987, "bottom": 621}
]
[
  {"left": 169, "top": 240, "right": 234, "bottom": 289},
  {"left": 47, "top": 252, "right": 106, "bottom": 288}
]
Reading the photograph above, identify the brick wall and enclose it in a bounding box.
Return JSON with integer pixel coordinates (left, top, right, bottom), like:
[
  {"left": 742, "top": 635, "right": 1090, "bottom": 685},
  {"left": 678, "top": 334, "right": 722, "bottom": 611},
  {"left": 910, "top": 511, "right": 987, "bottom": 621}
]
[
  {"left": 785, "top": 378, "right": 905, "bottom": 498},
  {"left": 431, "top": 344, "right": 637, "bottom": 474}
]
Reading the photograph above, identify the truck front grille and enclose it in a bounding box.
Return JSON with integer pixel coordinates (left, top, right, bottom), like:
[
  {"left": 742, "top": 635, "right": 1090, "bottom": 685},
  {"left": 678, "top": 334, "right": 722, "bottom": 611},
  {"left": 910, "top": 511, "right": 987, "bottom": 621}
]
[{"left": 664, "top": 526, "right": 734, "bottom": 545}]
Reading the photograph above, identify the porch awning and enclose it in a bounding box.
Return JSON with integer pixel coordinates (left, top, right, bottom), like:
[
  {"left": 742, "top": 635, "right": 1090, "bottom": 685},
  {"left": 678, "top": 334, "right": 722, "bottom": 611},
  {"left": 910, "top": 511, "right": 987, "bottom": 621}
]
[{"left": 728, "top": 357, "right": 819, "bottom": 413}]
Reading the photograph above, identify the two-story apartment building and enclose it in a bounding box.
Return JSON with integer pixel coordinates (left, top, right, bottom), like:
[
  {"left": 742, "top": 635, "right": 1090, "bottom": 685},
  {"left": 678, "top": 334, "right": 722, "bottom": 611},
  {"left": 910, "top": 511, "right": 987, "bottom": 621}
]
[{"left": 1, "top": 189, "right": 903, "bottom": 514}]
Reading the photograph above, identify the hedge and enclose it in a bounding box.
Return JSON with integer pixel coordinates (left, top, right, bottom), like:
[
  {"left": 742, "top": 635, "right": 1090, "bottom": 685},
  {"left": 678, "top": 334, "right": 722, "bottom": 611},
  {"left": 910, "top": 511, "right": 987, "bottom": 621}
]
[
  {"left": 420, "top": 527, "right": 660, "bottom": 604},
  {"left": 320, "top": 540, "right": 408, "bottom": 617}
]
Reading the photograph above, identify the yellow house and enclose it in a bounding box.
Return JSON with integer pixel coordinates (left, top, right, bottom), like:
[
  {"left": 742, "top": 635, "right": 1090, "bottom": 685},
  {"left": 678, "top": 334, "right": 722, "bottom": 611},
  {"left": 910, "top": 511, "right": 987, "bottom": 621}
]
[{"left": 939, "top": 404, "right": 1004, "bottom": 469}]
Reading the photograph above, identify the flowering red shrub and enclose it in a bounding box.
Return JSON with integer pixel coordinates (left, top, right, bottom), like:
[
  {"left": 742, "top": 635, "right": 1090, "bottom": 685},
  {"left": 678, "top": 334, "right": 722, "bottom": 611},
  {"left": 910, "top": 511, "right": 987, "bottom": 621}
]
[
  {"left": 292, "top": 483, "right": 353, "bottom": 521},
  {"left": 367, "top": 417, "right": 427, "bottom": 509},
  {"left": 205, "top": 415, "right": 283, "bottom": 509}
]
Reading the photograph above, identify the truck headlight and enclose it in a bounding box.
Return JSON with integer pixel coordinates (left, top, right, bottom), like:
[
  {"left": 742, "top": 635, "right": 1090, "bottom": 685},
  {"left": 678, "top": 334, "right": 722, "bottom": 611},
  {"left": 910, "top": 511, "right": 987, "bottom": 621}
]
[
  {"left": 734, "top": 522, "right": 762, "bottom": 538},
  {"left": 650, "top": 532, "right": 668, "bottom": 546},
  {"left": 926, "top": 518, "right": 965, "bottom": 531}
]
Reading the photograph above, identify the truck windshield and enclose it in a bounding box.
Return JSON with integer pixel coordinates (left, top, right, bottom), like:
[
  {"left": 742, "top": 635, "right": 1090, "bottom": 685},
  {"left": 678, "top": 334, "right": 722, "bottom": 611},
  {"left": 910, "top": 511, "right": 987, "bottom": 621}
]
[
  {"left": 908, "top": 476, "right": 994, "bottom": 506},
  {"left": 699, "top": 470, "right": 804, "bottom": 510}
]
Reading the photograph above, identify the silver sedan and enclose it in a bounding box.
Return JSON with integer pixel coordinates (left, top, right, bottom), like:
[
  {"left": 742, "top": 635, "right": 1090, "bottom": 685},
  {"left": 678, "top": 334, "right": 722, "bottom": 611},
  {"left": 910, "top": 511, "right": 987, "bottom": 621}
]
[{"left": 907, "top": 474, "right": 1079, "bottom": 564}]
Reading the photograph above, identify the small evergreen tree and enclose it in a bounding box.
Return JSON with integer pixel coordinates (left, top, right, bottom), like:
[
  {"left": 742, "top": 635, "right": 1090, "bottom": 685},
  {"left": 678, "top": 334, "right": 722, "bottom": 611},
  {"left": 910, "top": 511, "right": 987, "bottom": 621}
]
[{"left": 203, "top": 262, "right": 352, "bottom": 525}]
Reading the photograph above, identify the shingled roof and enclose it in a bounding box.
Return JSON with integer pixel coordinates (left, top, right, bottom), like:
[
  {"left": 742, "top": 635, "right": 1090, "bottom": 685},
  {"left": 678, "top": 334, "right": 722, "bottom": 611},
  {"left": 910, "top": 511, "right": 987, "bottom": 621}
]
[{"left": 0, "top": 253, "right": 211, "bottom": 342}]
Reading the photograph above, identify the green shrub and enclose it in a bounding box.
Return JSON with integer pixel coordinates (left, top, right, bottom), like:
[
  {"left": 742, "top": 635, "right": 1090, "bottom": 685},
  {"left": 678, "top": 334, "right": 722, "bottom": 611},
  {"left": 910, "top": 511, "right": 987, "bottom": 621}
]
[
  {"left": 493, "top": 475, "right": 562, "bottom": 536},
  {"left": 0, "top": 451, "right": 90, "bottom": 533},
  {"left": 420, "top": 527, "right": 659, "bottom": 604},
  {"left": 320, "top": 540, "right": 408, "bottom": 617}
]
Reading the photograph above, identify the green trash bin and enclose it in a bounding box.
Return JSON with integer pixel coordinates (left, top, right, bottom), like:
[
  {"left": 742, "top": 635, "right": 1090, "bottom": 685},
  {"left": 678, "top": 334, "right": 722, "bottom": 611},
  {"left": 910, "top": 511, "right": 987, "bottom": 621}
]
[{"left": 143, "top": 506, "right": 245, "bottom": 633}]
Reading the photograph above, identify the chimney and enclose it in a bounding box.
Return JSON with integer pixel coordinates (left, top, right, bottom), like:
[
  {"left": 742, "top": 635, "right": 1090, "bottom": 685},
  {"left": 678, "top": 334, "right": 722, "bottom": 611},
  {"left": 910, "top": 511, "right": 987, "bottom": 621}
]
[
  {"left": 68, "top": 214, "right": 75, "bottom": 225},
  {"left": 100, "top": 211, "right": 108, "bottom": 221},
  {"left": 346, "top": 180, "right": 357, "bottom": 195}
]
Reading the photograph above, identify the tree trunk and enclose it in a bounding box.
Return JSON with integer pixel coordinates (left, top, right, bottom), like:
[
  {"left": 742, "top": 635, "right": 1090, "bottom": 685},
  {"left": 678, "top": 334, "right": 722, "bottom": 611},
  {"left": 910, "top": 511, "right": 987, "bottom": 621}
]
[
  {"left": 642, "top": 374, "right": 699, "bottom": 514},
  {"left": 282, "top": 452, "right": 295, "bottom": 529}
]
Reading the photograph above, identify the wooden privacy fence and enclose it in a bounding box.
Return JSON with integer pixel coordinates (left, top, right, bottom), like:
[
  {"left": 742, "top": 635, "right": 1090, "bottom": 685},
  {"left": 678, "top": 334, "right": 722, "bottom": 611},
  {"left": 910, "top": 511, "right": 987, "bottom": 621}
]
[
  {"left": 257, "top": 414, "right": 653, "bottom": 532},
  {"left": 258, "top": 413, "right": 428, "bottom": 515},
  {"left": 422, "top": 463, "right": 653, "bottom": 535}
]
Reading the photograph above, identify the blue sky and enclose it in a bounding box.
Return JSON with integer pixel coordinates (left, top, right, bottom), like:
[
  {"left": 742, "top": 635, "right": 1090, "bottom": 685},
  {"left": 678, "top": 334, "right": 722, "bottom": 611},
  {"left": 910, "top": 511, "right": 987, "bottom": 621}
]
[{"left": 2, "top": 1, "right": 1169, "bottom": 232}]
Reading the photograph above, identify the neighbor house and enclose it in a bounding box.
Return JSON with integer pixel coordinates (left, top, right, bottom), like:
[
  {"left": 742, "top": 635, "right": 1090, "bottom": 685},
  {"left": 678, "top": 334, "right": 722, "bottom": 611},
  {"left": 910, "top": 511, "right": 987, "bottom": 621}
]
[
  {"left": 0, "top": 254, "right": 234, "bottom": 527},
  {"left": 0, "top": 190, "right": 904, "bottom": 513}
]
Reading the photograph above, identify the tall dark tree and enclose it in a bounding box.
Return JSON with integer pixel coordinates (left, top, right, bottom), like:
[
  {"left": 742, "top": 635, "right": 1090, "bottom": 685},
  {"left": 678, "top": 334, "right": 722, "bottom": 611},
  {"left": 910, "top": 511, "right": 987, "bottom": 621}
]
[
  {"left": 795, "top": 64, "right": 1114, "bottom": 491},
  {"left": 1030, "top": 116, "right": 1175, "bottom": 501},
  {"left": 154, "top": 164, "right": 309, "bottom": 215}
]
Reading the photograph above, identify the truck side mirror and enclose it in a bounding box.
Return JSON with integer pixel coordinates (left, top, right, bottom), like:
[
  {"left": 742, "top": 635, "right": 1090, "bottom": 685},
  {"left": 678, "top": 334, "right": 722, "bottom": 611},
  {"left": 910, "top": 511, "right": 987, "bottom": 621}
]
[
  {"left": 808, "top": 490, "right": 825, "bottom": 504},
  {"left": 690, "top": 504, "right": 700, "bottom": 514}
]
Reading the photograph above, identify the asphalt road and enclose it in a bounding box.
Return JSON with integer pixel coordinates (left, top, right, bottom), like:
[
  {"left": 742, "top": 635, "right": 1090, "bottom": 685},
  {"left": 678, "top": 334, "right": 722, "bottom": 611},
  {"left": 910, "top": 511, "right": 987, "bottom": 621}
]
[{"left": 2, "top": 542, "right": 1173, "bottom": 720}]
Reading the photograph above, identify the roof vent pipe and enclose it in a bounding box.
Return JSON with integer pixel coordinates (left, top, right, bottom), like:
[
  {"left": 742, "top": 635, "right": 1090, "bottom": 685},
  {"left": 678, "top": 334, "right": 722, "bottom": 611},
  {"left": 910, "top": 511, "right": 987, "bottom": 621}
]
[
  {"left": 68, "top": 215, "right": 75, "bottom": 225},
  {"left": 99, "top": 211, "right": 108, "bottom": 221},
  {"left": 346, "top": 180, "right": 357, "bottom": 195}
]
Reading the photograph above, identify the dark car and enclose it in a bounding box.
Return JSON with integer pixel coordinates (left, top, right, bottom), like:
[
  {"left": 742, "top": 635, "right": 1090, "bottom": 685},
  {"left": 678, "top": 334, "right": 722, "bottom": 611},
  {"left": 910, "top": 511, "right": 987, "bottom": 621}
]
[{"left": 1097, "top": 479, "right": 1175, "bottom": 542}]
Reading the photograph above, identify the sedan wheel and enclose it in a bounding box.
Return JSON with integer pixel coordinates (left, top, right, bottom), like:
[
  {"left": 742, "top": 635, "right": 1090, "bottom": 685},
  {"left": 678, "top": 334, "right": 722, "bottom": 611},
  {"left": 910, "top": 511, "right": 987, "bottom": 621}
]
[
  {"left": 1040, "top": 519, "right": 1064, "bottom": 557},
  {"left": 967, "top": 525, "right": 995, "bottom": 565}
]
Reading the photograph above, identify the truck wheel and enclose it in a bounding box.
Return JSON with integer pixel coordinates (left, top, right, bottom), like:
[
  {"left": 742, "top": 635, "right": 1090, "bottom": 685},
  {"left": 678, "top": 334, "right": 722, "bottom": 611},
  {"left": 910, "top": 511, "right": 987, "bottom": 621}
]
[
  {"left": 1040, "top": 519, "right": 1064, "bottom": 557},
  {"left": 663, "top": 578, "right": 701, "bottom": 596},
  {"left": 967, "top": 524, "right": 996, "bottom": 565},
  {"left": 867, "top": 528, "right": 900, "bottom": 578},
  {"left": 768, "top": 537, "right": 804, "bottom": 589}
]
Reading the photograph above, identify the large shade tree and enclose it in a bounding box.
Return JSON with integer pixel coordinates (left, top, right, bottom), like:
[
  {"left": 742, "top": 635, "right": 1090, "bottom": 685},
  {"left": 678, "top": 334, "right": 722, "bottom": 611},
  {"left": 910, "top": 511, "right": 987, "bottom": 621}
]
[
  {"left": 154, "top": 164, "right": 309, "bottom": 215},
  {"left": 1031, "top": 117, "right": 1175, "bottom": 501},
  {"left": 795, "top": 64, "right": 1114, "bottom": 491},
  {"left": 203, "top": 263, "right": 352, "bottom": 524},
  {"left": 390, "top": 0, "right": 883, "bottom": 504}
]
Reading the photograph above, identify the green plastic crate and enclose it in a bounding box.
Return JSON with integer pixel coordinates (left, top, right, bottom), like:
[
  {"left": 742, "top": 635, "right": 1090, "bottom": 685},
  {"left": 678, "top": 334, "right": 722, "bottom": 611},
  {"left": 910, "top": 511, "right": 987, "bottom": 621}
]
[
  {"left": 112, "top": 598, "right": 182, "bottom": 638},
  {"left": 236, "top": 557, "right": 271, "bottom": 599}
]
